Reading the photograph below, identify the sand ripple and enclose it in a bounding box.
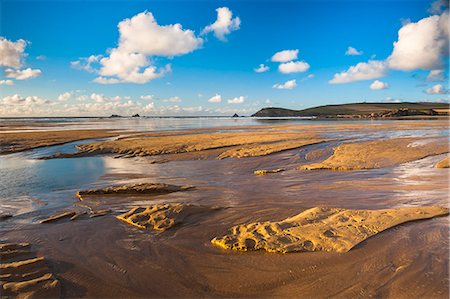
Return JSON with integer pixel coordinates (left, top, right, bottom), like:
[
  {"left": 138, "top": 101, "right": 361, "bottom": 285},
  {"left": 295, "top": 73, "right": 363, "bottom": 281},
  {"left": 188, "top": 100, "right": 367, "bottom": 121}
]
[{"left": 211, "top": 206, "right": 449, "bottom": 253}]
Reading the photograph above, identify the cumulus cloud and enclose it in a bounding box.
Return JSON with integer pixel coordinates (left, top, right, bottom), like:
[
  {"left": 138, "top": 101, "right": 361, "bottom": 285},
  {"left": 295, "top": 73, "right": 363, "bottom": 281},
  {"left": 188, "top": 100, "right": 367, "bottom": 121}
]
[
  {"left": 0, "top": 37, "right": 43, "bottom": 82},
  {"left": 82, "top": 11, "right": 203, "bottom": 84},
  {"left": 92, "top": 77, "right": 122, "bottom": 84},
  {"left": 97, "top": 49, "right": 172, "bottom": 84},
  {"left": 345, "top": 46, "right": 363, "bottom": 56},
  {"left": 0, "top": 38, "right": 27, "bottom": 68},
  {"left": 254, "top": 64, "right": 269, "bottom": 73},
  {"left": 36, "top": 55, "right": 46, "bottom": 61},
  {"left": 182, "top": 106, "right": 204, "bottom": 113},
  {"left": 273, "top": 79, "right": 297, "bottom": 89},
  {"left": 140, "top": 95, "right": 154, "bottom": 100},
  {"left": 329, "top": 60, "right": 387, "bottom": 84},
  {"left": 387, "top": 12, "right": 449, "bottom": 71},
  {"left": 58, "top": 92, "right": 72, "bottom": 101},
  {"left": 1, "top": 94, "right": 49, "bottom": 106},
  {"left": 0, "top": 79, "right": 14, "bottom": 85},
  {"left": 424, "top": 83, "right": 448, "bottom": 94},
  {"left": 227, "top": 96, "right": 245, "bottom": 104},
  {"left": 370, "top": 80, "right": 389, "bottom": 90},
  {"left": 89, "top": 93, "right": 122, "bottom": 103},
  {"left": 71, "top": 55, "right": 102, "bottom": 73},
  {"left": 4, "top": 68, "right": 42, "bottom": 80},
  {"left": 426, "top": 69, "right": 445, "bottom": 81},
  {"left": 271, "top": 49, "right": 298, "bottom": 62},
  {"left": 278, "top": 61, "right": 310, "bottom": 74},
  {"left": 163, "top": 96, "right": 182, "bottom": 103},
  {"left": 208, "top": 94, "right": 222, "bottom": 103},
  {"left": 201, "top": 7, "right": 240, "bottom": 41}
]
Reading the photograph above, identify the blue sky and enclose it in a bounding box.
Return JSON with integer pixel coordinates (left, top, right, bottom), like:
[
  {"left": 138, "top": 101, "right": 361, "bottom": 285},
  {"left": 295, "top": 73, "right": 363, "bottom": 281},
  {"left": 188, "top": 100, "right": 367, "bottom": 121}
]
[{"left": 0, "top": 0, "right": 448, "bottom": 116}]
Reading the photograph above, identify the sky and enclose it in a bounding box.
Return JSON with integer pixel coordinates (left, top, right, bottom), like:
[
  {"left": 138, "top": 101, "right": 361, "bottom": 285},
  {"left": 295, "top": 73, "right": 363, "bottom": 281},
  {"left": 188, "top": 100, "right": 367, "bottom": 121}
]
[{"left": 0, "top": 0, "right": 448, "bottom": 117}]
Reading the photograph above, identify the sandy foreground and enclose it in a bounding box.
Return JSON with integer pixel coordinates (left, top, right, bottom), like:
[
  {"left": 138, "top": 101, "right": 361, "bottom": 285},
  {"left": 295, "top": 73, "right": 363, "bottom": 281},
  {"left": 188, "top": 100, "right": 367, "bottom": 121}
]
[{"left": 1, "top": 120, "right": 449, "bottom": 298}]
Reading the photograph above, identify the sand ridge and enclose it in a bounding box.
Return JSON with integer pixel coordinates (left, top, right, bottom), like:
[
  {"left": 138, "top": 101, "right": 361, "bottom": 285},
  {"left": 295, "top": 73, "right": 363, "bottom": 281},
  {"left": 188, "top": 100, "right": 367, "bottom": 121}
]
[
  {"left": 69, "top": 131, "right": 322, "bottom": 159},
  {"left": 211, "top": 206, "right": 449, "bottom": 253},
  {"left": 0, "top": 129, "right": 120, "bottom": 154},
  {"left": 0, "top": 243, "right": 61, "bottom": 298},
  {"left": 300, "top": 137, "right": 449, "bottom": 170},
  {"left": 76, "top": 182, "right": 194, "bottom": 200},
  {"left": 217, "top": 139, "right": 327, "bottom": 159},
  {"left": 254, "top": 168, "right": 285, "bottom": 175},
  {"left": 436, "top": 156, "right": 450, "bottom": 168},
  {"left": 117, "top": 204, "right": 218, "bottom": 232}
]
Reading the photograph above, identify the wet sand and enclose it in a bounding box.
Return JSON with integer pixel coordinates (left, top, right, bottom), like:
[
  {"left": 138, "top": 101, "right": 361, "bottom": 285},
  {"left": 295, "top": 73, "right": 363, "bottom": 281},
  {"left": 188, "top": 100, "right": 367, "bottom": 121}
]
[
  {"left": 1, "top": 120, "right": 449, "bottom": 298},
  {"left": 0, "top": 129, "right": 121, "bottom": 154}
]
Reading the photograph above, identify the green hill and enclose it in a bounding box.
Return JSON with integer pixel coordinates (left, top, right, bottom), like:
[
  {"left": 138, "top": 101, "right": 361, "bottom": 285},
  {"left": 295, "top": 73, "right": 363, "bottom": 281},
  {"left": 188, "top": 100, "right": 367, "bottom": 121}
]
[{"left": 251, "top": 102, "right": 449, "bottom": 117}]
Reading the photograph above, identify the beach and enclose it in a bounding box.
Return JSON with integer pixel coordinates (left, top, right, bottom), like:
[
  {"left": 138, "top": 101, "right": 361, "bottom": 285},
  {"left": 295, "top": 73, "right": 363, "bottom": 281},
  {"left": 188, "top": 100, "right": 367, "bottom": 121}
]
[{"left": 1, "top": 118, "right": 449, "bottom": 298}]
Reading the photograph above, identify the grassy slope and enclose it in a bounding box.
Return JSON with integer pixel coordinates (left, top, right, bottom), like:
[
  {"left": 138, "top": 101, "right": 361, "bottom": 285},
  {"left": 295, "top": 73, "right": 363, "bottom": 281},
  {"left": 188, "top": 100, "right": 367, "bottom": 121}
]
[{"left": 252, "top": 102, "right": 449, "bottom": 117}]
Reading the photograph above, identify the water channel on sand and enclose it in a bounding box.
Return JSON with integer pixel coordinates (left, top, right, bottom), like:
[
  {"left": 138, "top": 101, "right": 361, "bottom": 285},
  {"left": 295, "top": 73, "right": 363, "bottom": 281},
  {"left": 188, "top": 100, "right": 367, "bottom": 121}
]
[{"left": 1, "top": 118, "right": 448, "bottom": 298}]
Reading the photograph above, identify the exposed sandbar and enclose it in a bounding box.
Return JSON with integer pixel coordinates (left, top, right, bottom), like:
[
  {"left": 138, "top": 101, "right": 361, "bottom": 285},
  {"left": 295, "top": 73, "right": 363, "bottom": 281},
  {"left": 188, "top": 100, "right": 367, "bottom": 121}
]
[
  {"left": 436, "top": 156, "right": 450, "bottom": 168},
  {"left": 211, "top": 206, "right": 449, "bottom": 253},
  {"left": 71, "top": 131, "right": 321, "bottom": 159},
  {"left": 218, "top": 139, "right": 326, "bottom": 159},
  {"left": 300, "top": 137, "right": 449, "bottom": 170},
  {"left": 116, "top": 204, "right": 217, "bottom": 231},
  {"left": 76, "top": 182, "right": 194, "bottom": 200},
  {"left": 254, "top": 168, "right": 285, "bottom": 175},
  {"left": 0, "top": 129, "right": 120, "bottom": 154}
]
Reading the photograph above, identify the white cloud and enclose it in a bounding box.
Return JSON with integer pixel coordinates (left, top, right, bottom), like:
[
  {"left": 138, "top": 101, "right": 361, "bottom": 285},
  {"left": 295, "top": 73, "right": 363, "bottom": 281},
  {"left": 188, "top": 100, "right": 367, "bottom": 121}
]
[
  {"left": 201, "top": 7, "right": 240, "bottom": 41},
  {"left": 71, "top": 55, "right": 102, "bottom": 73},
  {"left": 77, "top": 95, "right": 88, "bottom": 101},
  {"left": 117, "top": 12, "right": 203, "bottom": 56},
  {"left": 4, "top": 68, "right": 42, "bottom": 80},
  {"left": 58, "top": 92, "right": 72, "bottom": 101},
  {"left": 0, "top": 80, "right": 14, "bottom": 85},
  {"left": 424, "top": 84, "right": 448, "bottom": 94},
  {"left": 370, "top": 80, "right": 389, "bottom": 90},
  {"left": 0, "top": 38, "right": 27, "bottom": 68},
  {"left": 92, "top": 77, "right": 122, "bottom": 84},
  {"left": 271, "top": 49, "right": 298, "bottom": 62},
  {"left": 278, "top": 61, "right": 310, "bottom": 74},
  {"left": 387, "top": 12, "right": 449, "bottom": 71},
  {"left": 86, "top": 11, "right": 203, "bottom": 84},
  {"left": 208, "top": 94, "right": 222, "bottom": 103},
  {"left": 89, "top": 93, "right": 122, "bottom": 103},
  {"left": 345, "top": 46, "right": 363, "bottom": 56},
  {"left": 140, "top": 95, "right": 154, "bottom": 100},
  {"left": 227, "top": 96, "right": 245, "bottom": 104},
  {"left": 300, "top": 74, "right": 314, "bottom": 82},
  {"left": 254, "top": 64, "right": 269, "bottom": 73},
  {"left": 182, "top": 106, "right": 204, "bottom": 113},
  {"left": 97, "top": 49, "right": 172, "bottom": 84},
  {"left": 163, "top": 96, "right": 182, "bottom": 103},
  {"left": 426, "top": 69, "right": 445, "bottom": 81},
  {"left": 36, "top": 55, "right": 46, "bottom": 61},
  {"left": 1, "top": 94, "right": 49, "bottom": 106},
  {"left": 329, "top": 60, "right": 387, "bottom": 84},
  {"left": 273, "top": 79, "right": 297, "bottom": 89}
]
